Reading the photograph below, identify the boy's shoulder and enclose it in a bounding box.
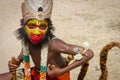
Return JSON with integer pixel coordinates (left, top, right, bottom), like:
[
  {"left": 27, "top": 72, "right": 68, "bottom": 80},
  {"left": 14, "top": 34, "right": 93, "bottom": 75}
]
[
  {"left": 51, "top": 37, "right": 66, "bottom": 46},
  {"left": 49, "top": 37, "right": 67, "bottom": 51}
]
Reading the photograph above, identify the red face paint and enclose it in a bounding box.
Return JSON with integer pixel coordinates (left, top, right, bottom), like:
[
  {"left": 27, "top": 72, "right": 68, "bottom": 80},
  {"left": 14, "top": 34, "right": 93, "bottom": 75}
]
[{"left": 30, "top": 33, "right": 44, "bottom": 44}]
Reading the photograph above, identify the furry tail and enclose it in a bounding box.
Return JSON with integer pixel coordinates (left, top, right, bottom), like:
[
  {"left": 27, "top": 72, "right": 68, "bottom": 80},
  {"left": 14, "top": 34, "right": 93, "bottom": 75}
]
[
  {"left": 99, "top": 42, "right": 120, "bottom": 80},
  {"left": 77, "top": 62, "right": 89, "bottom": 80}
]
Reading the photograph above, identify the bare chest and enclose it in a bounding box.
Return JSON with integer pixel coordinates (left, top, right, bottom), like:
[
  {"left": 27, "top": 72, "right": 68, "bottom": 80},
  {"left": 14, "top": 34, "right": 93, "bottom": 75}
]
[
  {"left": 29, "top": 46, "right": 50, "bottom": 69},
  {"left": 29, "top": 47, "right": 66, "bottom": 69}
]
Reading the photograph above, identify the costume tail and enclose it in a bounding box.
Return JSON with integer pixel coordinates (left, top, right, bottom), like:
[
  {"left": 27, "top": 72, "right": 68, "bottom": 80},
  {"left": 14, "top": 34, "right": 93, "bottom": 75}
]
[
  {"left": 77, "top": 62, "right": 89, "bottom": 80},
  {"left": 99, "top": 42, "right": 120, "bottom": 80},
  {"left": 77, "top": 42, "right": 120, "bottom": 80}
]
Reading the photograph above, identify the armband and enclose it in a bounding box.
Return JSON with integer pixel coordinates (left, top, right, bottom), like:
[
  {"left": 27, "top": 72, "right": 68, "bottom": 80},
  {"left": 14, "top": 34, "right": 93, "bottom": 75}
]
[
  {"left": 73, "top": 47, "right": 83, "bottom": 60},
  {"left": 66, "top": 42, "right": 90, "bottom": 61},
  {"left": 73, "top": 42, "right": 90, "bottom": 60}
]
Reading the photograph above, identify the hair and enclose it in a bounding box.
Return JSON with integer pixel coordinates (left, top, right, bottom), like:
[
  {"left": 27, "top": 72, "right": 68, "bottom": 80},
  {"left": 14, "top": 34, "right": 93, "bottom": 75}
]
[{"left": 15, "top": 18, "right": 55, "bottom": 49}]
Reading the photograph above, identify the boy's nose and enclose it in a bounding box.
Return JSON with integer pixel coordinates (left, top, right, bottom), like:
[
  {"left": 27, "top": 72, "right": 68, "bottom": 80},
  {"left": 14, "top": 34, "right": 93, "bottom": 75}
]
[{"left": 32, "top": 28, "right": 41, "bottom": 35}]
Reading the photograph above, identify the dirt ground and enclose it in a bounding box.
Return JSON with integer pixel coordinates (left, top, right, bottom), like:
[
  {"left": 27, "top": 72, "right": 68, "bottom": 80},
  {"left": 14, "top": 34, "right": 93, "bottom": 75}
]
[{"left": 0, "top": 0, "right": 120, "bottom": 80}]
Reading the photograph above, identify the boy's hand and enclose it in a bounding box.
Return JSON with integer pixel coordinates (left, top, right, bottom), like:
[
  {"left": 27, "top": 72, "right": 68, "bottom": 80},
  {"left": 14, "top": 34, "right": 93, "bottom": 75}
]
[
  {"left": 8, "top": 57, "right": 20, "bottom": 73},
  {"left": 47, "top": 64, "right": 62, "bottom": 77}
]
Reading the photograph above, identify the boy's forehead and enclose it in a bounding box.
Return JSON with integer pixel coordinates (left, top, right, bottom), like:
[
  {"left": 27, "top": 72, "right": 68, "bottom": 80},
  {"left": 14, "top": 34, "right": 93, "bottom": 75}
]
[{"left": 27, "top": 19, "right": 47, "bottom": 24}]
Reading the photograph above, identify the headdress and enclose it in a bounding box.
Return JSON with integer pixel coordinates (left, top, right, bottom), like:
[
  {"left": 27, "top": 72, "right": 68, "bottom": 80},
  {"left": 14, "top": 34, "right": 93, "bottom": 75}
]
[{"left": 21, "top": 0, "right": 53, "bottom": 24}]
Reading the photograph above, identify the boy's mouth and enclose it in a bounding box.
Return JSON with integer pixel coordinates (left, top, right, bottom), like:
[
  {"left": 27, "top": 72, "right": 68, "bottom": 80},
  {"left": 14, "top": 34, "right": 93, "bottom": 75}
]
[{"left": 30, "top": 33, "right": 44, "bottom": 44}]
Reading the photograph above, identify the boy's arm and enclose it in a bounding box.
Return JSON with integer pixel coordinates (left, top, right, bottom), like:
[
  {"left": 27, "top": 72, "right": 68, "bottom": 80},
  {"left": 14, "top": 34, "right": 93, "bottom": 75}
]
[
  {"left": 8, "top": 49, "right": 23, "bottom": 73},
  {"left": 48, "top": 38, "right": 94, "bottom": 77},
  {"left": 61, "top": 49, "right": 93, "bottom": 74},
  {"left": 17, "top": 48, "right": 23, "bottom": 63}
]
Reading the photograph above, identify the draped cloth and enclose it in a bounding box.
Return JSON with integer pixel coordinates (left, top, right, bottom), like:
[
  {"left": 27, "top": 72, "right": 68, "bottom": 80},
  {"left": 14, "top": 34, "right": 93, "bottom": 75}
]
[{"left": 16, "top": 68, "right": 70, "bottom": 80}]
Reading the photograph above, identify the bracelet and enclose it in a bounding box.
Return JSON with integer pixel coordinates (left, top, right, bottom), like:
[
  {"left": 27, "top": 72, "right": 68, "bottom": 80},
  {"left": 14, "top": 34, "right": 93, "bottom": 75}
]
[{"left": 73, "top": 47, "right": 83, "bottom": 60}]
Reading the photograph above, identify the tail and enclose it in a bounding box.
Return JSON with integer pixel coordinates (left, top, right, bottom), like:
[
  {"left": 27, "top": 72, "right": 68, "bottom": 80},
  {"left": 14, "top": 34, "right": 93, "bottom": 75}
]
[
  {"left": 99, "top": 42, "right": 120, "bottom": 80},
  {"left": 77, "top": 42, "right": 120, "bottom": 80},
  {"left": 77, "top": 62, "right": 89, "bottom": 80}
]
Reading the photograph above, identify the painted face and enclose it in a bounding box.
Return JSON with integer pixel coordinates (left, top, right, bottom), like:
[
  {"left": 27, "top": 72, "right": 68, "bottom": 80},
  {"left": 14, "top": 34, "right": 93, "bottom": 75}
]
[{"left": 25, "top": 19, "right": 48, "bottom": 44}]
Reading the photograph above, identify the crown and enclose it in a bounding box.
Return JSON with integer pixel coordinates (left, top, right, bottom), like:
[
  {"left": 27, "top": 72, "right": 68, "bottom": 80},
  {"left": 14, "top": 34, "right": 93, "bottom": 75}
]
[{"left": 21, "top": 0, "right": 53, "bottom": 23}]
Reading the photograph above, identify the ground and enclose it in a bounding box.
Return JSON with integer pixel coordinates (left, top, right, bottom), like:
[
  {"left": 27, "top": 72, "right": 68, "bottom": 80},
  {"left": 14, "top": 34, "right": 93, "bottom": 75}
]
[{"left": 0, "top": 0, "right": 120, "bottom": 80}]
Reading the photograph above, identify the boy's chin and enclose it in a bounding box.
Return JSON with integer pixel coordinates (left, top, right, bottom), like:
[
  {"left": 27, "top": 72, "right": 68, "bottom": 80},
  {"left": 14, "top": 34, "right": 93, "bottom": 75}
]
[{"left": 30, "top": 40, "right": 41, "bottom": 44}]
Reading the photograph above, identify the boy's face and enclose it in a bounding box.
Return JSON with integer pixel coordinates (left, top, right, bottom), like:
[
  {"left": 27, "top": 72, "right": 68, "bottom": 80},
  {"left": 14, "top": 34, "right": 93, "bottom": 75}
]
[{"left": 25, "top": 19, "right": 48, "bottom": 44}]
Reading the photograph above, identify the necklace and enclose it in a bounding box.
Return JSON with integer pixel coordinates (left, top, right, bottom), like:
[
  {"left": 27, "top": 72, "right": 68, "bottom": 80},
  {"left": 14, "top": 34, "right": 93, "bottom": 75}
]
[
  {"left": 40, "top": 45, "right": 48, "bottom": 80},
  {"left": 22, "top": 41, "right": 48, "bottom": 80}
]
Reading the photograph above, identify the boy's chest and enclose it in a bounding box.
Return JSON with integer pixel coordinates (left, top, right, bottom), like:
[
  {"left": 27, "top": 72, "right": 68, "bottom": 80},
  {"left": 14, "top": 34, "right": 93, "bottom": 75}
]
[
  {"left": 30, "top": 50, "right": 41, "bottom": 68},
  {"left": 29, "top": 48, "right": 53, "bottom": 68}
]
